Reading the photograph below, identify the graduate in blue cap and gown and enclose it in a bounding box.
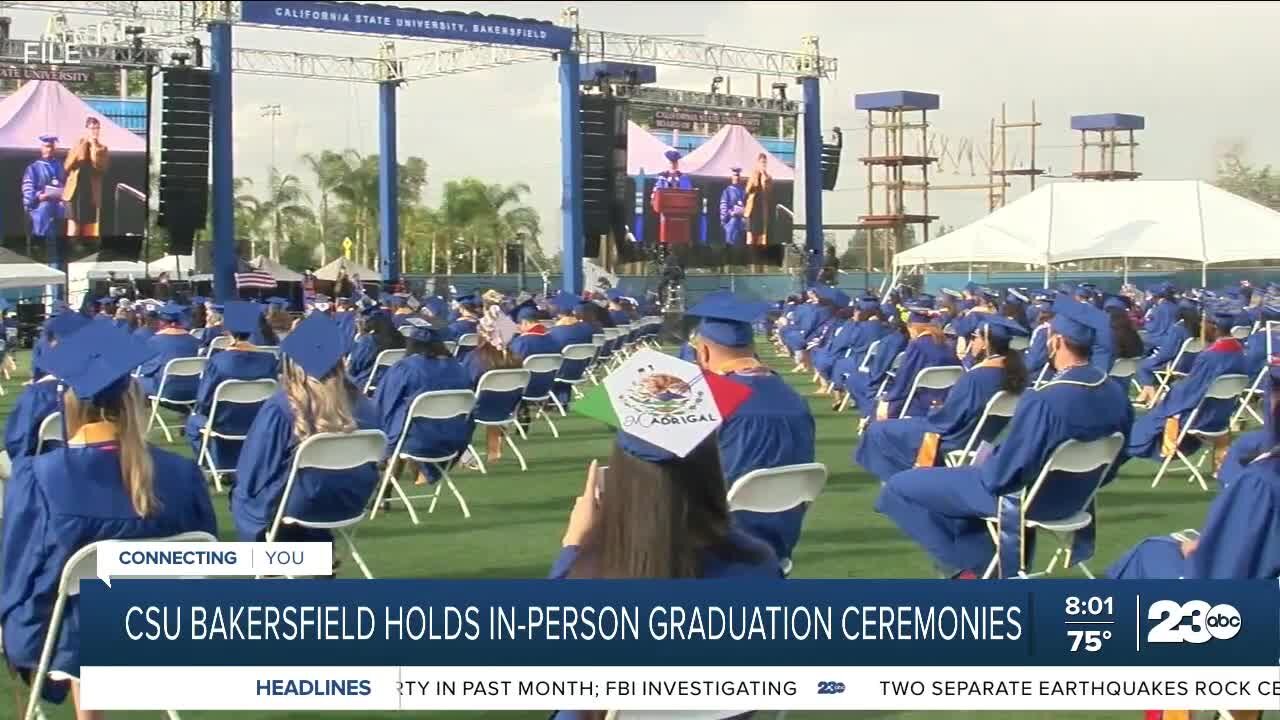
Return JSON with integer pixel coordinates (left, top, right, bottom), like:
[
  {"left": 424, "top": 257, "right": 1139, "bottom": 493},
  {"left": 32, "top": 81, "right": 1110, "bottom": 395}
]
[
  {"left": 845, "top": 313, "right": 909, "bottom": 413},
  {"left": 1142, "top": 283, "right": 1179, "bottom": 350},
  {"left": 875, "top": 297, "right": 1133, "bottom": 578},
  {"left": 448, "top": 296, "right": 481, "bottom": 340},
  {"left": 22, "top": 134, "right": 67, "bottom": 246},
  {"left": 685, "top": 293, "right": 816, "bottom": 563},
  {"left": 347, "top": 307, "right": 404, "bottom": 392},
  {"left": 789, "top": 286, "right": 837, "bottom": 372},
  {"left": 231, "top": 313, "right": 381, "bottom": 542},
  {"left": 373, "top": 321, "right": 475, "bottom": 485},
  {"left": 509, "top": 301, "right": 559, "bottom": 359},
  {"left": 1134, "top": 301, "right": 1199, "bottom": 405},
  {"left": 3, "top": 312, "right": 90, "bottom": 461},
  {"left": 1107, "top": 383, "right": 1280, "bottom": 580},
  {"left": 803, "top": 289, "right": 849, "bottom": 377},
  {"left": 822, "top": 296, "right": 887, "bottom": 393},
  {"left": 874, "top": 309, "right": 962, "bottom": 421},
  {"left": 653, "top": 149, "right": 694, "bottom": 191},
  {"left": 182, "top": 301, "right": 281, "bottom": 464},
  {"left": 1122, "top": 306, "right": 1247, "bottom": 465},
  {"left": 198, "top": 301, "right": 226, "bottom": 353},
  {"left": 0, "top": 322, "right": 215, "bottom": 709},
  {"left": 856, "top": 315, "right": 1029, "bottom": 484},
  {"left": 719, "top": 166, "right": 747, "bottom": 246},
  {"left": 1242, "top": 298, "right": 1280, "bottom": 377},
  {"left": 136, "top": 302, "right": 202, "bottom": 401},
  {"left": 547, "top": 293, "right": 596, "bottom": 350},
  {"left": 778, "top": 288, "right": 821, "bottom": 355},
  {"left": 812, "top": 306, "right": 858, "bottom": 388},
  {"left": 1219, "top": 362, "right": 1278, "bottom": 491}
]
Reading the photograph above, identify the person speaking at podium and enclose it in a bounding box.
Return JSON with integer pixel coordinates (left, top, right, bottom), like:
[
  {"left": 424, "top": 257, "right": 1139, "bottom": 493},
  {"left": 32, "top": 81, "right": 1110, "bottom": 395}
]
[{"left": 653, "top": 149, "right": 693, "bottom": 192}]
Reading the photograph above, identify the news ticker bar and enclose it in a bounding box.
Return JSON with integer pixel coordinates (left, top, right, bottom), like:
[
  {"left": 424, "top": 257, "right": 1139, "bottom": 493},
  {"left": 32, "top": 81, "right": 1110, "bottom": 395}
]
[{"left": 81, "top": 666, "right": 1280, "bottom": 712}]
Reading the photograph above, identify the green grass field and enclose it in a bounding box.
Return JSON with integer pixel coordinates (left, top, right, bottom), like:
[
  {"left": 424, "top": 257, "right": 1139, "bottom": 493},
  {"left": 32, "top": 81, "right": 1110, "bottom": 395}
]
[{"left": 0, "top": 347, "right": 1214, "bottom": 720}]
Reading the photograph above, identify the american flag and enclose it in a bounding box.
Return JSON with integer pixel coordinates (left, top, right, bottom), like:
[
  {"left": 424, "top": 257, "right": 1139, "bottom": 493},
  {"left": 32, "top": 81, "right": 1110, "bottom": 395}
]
[{"left": 235, "top": 270, "right": 277, "bottom": 290}]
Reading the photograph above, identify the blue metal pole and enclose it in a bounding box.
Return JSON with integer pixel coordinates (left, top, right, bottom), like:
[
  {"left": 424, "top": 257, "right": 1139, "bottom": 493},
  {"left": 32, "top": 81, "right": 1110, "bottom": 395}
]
[
  {"left": 558, "top": 51, "right": 583, "bottom": 295},
  {"left": 801, "top": 76, "right": 824, "bottom": 285},
  {"left": 378, "top": 80, "right": 399, "bottom": 286},
  {"left": 209, "top": 21, "right": 236, "bottom": 302}
]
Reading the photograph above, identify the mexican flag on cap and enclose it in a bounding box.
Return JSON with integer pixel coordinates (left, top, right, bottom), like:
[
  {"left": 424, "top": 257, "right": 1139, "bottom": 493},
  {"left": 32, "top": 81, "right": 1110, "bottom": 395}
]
[{"left": 574, "top": 348, "right": 752, "bottom": 459}]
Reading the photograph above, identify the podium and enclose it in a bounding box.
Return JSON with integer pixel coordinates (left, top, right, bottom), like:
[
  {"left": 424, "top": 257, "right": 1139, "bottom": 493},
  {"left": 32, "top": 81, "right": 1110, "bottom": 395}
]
[{"left": 651, "top": 188, "right": 698, "bottom": 246}]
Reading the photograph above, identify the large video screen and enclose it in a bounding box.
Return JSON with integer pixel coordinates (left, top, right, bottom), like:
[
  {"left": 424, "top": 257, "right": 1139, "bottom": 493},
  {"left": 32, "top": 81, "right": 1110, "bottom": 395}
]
[
  {"left": 624, "top": 97, "right": 796, "bottom": 268},
  {"left": 0, "top": 71, "right": 151, "bottom": 267}
]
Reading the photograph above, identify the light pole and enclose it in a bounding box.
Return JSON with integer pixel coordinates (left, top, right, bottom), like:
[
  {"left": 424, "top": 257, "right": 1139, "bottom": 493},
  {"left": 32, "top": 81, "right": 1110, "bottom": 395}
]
[{"left": 259, "top": 103, "right": 282, "bottom": 259}]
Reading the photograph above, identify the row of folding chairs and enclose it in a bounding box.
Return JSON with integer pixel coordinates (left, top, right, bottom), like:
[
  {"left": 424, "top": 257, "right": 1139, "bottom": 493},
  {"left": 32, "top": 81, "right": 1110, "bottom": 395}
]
[{"left": 364, "top": 333, "right": 479, "bottom": 395}]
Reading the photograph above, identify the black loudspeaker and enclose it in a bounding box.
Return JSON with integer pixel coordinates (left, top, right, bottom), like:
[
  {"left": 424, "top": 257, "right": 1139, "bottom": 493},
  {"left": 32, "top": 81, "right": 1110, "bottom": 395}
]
[
  {"left": 504, "top": 242, "right": 523, "bottom": 273},
  {"left": 821, "top": 141, "right": 842, "bottom": 191},
  {"left": 579, "top": 93, "right": 628, "bottom": 255},
  {"left": 97, "top": 234, "right": 145, "bottom": 262},
  {"left": 158, "top": 67, "right": 211, "bottom": 252}
]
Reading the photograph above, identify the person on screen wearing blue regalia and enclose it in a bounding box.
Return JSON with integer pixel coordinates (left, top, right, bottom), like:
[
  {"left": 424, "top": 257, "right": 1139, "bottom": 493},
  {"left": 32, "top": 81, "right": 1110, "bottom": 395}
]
[
  {"left": 718, "top": 166, "right": 747, "bottom": 246},
  {"left": 652, "top": 149, "right": 694, "bottom": 192},
  {"left": 875, "top": 296, "right": 1133, "bottom": 579},
  {"left": 855, "top": 315, "right": 1029, "bottom": 484},
  {"left": 685, "top": 293, "right": 816, "bottom": 565},
  {"left": 22, "top": 134, "right": 67, "bottom": 250},
  {"left": 3, "top": 312, "right": 89, "bottom": 461},
  {"left": 873, "top": 308, "right": 962, "bottom": 423},
  {"left": 0, "top": 323, "right": 215, "bottom": 711},
  {"left": 374, "top": 321, "right": 475, "bottom": 487},
  {"left": 231, "top": 313, "right": 380, "bottom": 544},
  {"left": 182, "top": 301, "right": 280, "bottom": 465},
  {"left": 1122, "top": 306, "right": 1248, "bottom": 468},
  {"left": 1134, "top": 302, "right": 1200, "bottom": 406},
  {"left": 1107, "top": 386, "right": 1280, "bottom": 580},
  {"left": 136, "top": 302, "right": 202, "bottom": 402}
]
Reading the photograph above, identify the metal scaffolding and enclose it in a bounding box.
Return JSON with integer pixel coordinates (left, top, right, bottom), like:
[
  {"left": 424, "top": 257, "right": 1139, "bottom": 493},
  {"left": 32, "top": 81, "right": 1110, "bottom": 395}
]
[
  {"left": 989, "top": 101, "right": 1043, "bottom": 209},
  {"left": 1071, "top": 113, "right": 1144, "bottom": 181}
]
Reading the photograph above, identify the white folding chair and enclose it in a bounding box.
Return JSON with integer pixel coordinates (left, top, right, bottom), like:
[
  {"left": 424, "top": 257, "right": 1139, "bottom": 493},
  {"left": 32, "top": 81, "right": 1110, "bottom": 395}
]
[
  {"left": 588, "top": 333, "right": 608, "bottom": 383},
  {"left": 1151, "top": 373, "right": 1251, "bottom": 491},
  {"left": 34, "top": 412, "right": 63, "bottom": 455},
  {"left": 23, "top": 531, "right": 216, "bottom": 720},
  {"left": 362, "top": 348, "right": 405, "bottom": 395},
  {"left": 726, "top": 462, "right": 828, "bottom": 577},
  {"left": 945, "top": 390, "right": 1021, "bottom": 467},
  {"left": 520, "top": 353, "right": 565, "bottom": 437},
  {"left": 252, "top": 345, "right": 280, "bottom": 357},
  {"left": 982, "top": 432, "right": 1125, "bottom": 579},
  {"left": 555, "top": 343, "right": 598, "bottom": 402},
  {"left": 603, "top": 328, "right": 625, "bottom": 369},
  {"left": 443, "top": 340, "right": 457, "bottom": 356},
  {"left": 1151, "top": 337, "right": 1204, "bottom": 404},
  {"left": 469, "top": 369, "right": 532, "bottom": 473},
  {"left": 453, "top": 332, "right": 480, "bottom": 357},
  {"left": 145, "top": 356, "right": 207, "bottom": 442},
  {"left": 372, "top": 389, "right": 476, "bottom": 525},
  {"left": 1109, "top": 356, "right": 1138, "bottom": 385},
  {"left": 1230, "top": 366, "right": 1269, "bottom": 427},
  {"left": 834, "top": 339, "right": 880, "bottom": 413},
  {"left": 195, "top": 379, "right": 278, "bottom": 493},
  {"left": 898, "top": 365, "right": 965, "bottom": 419},
  {"left": 266, "top": 429, "right": 388, "bottom": 579},
  {"left": 1229, "top": 325, "right": 1253, "bottom": 340},
  {"left": 203, "top": 334, "right": 233, "bottom": 357}
]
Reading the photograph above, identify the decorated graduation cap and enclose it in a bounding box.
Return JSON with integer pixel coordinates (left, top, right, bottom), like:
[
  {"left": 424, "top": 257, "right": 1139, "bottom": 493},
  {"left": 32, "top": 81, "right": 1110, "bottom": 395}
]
[
  {"left": 686, "top": 292, "right": 768, "bottom": 348},
  {"left": 574, "top": 348, "right": 751, "bottom": 463},
  {"left": 41, "top": 322, "right": 154, "bottom": 404},
  {"left": 664, "top": 149, "right": 682, "bottom": 162},
  {"left": 223, "top": 300, "right": 263, "bottom": 336},
  {"left": 280, "top": 313, "right": 346, "bottom": 379},
  {"left": 1050, "top": 295, "right": 1108, "bottom": 347},
  {"left": 401, "top": 316, "right": 442, "bottom": 344}
]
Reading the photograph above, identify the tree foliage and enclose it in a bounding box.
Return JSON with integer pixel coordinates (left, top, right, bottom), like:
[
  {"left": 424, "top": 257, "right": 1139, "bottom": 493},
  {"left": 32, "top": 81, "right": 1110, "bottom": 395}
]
[{"left": 1214, "top": 145, "right": 1280, "bottom": 210}]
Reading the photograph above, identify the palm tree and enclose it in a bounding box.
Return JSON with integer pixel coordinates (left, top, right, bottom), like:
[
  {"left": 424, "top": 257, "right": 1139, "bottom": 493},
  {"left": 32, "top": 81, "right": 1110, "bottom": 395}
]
[
  {"left": 301, "top": 150, "right": 348, "bottom": 263},
  {"left": 258, "top": 169, "right": 314, "bottom": 260}
]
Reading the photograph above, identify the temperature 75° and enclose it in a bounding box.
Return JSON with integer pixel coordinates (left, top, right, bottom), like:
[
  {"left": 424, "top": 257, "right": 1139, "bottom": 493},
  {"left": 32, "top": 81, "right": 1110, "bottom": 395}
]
[{"left": 1068, "top": 629, "right": 1111, "bottom": 652}]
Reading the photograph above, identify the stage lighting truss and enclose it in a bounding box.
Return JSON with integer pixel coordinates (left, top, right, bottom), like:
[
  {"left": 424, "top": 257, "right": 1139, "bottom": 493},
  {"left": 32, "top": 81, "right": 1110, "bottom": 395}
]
[{"left": 614, "top": 85, "right": 800, "bottom": 118}]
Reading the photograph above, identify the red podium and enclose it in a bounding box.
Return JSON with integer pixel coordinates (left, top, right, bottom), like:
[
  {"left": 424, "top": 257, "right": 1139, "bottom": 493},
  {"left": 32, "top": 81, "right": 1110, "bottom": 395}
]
[{"left": 651, "top": 189, "right": 699, "bottom": 246}]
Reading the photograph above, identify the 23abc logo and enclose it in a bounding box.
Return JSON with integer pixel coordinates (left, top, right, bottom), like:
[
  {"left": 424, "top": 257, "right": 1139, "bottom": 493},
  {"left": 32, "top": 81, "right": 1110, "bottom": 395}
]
[{"left": 1146, "top": 600, "right": 1242, "bottom": 644}]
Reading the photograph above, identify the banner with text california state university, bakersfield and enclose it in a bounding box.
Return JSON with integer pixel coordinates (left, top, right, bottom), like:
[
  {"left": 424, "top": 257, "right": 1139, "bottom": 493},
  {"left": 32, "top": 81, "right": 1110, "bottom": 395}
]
[{"left": 75, "top": 579, "right": 1280, "bottom": 711}]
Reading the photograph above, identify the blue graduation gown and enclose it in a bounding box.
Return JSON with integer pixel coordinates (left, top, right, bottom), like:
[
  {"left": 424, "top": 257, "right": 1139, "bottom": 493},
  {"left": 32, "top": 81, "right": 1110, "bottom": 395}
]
[
  {"left": 780, "top": 304, "right": 823, "bottom": 353},
  {"left": 132, "top": 325, "right": 155, "bottom": 341},
  {"left": 21, "top": 158, "right": 66, "bottom": 237},
  {"left": 676, "top": 342, "right": 697, "bottom": 363},
  {"left": 1142, "top": 299, "right": 1178, "bottom": 351},
  {"left": 847, "top": 332, "right": 907, "bottom": 410},
  {"left": 183, "top": 348, "right": 280, "bottom": 464},
  {"left": 1107, "top": 451, "right": 1280, "bottom": 579},
  {"left": 347, "top": 335, "right": 381, "bottom": 390},
  {"left": 1220, "top": 428, "right": 1273, "bottom": 491},
  {"left": 813, "top": 320, "right": 854, "bottom": 380},
  {"left": 30, "top": 336, "right": 51, "bottom": 381},
  {"left": 1243, "top": 326, "right": 1269, "bottom": 377},
  {"left": 607, "top": 310, "right": 630, "bottom": 327},
  {"left": 1024, "top": 324, "right": 1051, "bottom": 379},
  {"left": 829, "top": 320, "right": 888, "bottom": 391},
  {"left": 3, "top": 378, "right": 61, "bottom": 460},
  {"left": 880, "top": 336, "right": 962, "bottom": 419},
  {"left": 549, "top": 528, "right": 781, "bottom": 580},
  {"left": 548, "top": 320, "right": 595, "bottom": 351},
  {"left": 199, "top": 324, "right": 224, "bottom": 353},
  {"left": 137, "top": 330, "right": 202, "bottom": 400},
  {"left": 716, "top": 367, "right": 816, "bottom": 562},
  {"left": 653, "top": 170, "right": 694, "bottom": 191},
  {"left": 855, "top": 363, "right": 1010, "bottom": 483},
  {"left": 875, "top": 365, "right": 1133, "bottom": 575},
  {"left": 0, "top": 433, "right": 215, "bottom": 698},
  {"left": 719, "top": 183, "right": 746, "bottom": 245},
  {"left": 1135, "top": 321, "right": 1191, "bottom": 387},
  {"left": 447, "top": 318, "right": 479, "bottom": 341},
  {"left": 1124, "top": 341, "right": 1247, "bottom": 461},
  {"left": 333, "top": 312, "right": 356, "bottom": 342},
  {"left": 374, "top": 355, "right": 475, "bottom": 470},
  {"left": 510, "top": 328, "right": 560, "bottom": 359},
  {"left": 230, "top": 391, "right": 380, "bottom": 542}
]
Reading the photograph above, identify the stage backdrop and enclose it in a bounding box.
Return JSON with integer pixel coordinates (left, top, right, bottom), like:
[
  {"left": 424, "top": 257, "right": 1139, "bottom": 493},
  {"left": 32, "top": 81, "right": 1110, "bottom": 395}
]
[
  {"left": 625, "top": 97, "right": 796, "bottom": 269},
  {"left": 0, "top": 78, "right": 151, "bottom": 265}
]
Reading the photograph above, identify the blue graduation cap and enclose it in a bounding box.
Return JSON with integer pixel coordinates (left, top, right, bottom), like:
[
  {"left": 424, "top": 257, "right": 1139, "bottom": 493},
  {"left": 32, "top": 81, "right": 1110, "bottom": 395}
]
[
  {"left": 95, "top": 296, "right": 117, "bottom": 309},
  {"left": 975, "top": 314, "right": 1029, "bottom": 342},
  {"left": 266, "top": 296, "right": 289, "bottom": 309},
  {"left": 157, "top": 302, "right": 185, "bottom": 322},
  {"left": 1006, "top": 288, "right": 1029, "bottom": 305},
  {"left": 423, "top": 297, "right": 448, "bottom": 318},
  {"left": 963, "top": 281, "right": 980, "bottom": 293},
  {"left": 281, "top": 313, "right": 346, "bottom": 379},
  {"left": 223, "top": 300, "right": 263, "bottom": 336},
  {"left": 686, "top": 292, "right": 768, "bottom": 348},
  {"left": 510, "top": 299, "right": 539, "bottom": 323},
  {"left": 401, "top": 316, "right": 443, "bottom": 344},
  {"left": 856, "top": 295, "right": 880, "bottom": 312},
  {"left": 455, "top": 293, "right": 479, "bottom": 307},
  {"left": 913, "top": 293, "right": 936, "bottom": 309},
  {"left": 38, "top": 134, "right": 57, "bottom": 144},
  {"left": 1050, "top": 295, "right": 1108, "bottom": 347},
  {"left": 208, "top": 302, "right": 226, "bottom": 314},
  {"left": 40, "top": 322, "right": 154, "bottom": 403},
  {"left": 1102, "top": 294, "right": 1132, "bottom": 313},
  {"left": 1177, "top": 296, "right": 1202, "bottom": 311},
  {"left": 978, "top": 287, "right": 999, "bottom": 302},
  {"left": 905, "top": 306, "right": 935, "bottom": 324},
  {"left": 940, "top": 288, "right": 964, "bottom": 300},
  {"left": 831, "top": 290, "right": 851, "bottom": 308},
  {"left": 549, "top": 291, "right": 578, "bottom": 316},
  {"left": 45, "top": 311, "right": 90, "bottom": 340},
  {"left": 664, "top": 149, "right": 682, "bottom": 162}
]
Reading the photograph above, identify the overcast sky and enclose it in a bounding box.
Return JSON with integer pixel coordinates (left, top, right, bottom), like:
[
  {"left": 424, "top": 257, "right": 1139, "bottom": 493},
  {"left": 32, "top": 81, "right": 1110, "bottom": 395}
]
[{"left": 16, "top": 1, "right": 1280, "bottom": 254}]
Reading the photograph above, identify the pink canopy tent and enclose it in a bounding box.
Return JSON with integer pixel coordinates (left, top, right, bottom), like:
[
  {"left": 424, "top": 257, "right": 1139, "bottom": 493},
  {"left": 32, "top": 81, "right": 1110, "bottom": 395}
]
[
  {"left": 625, "top": 120, "right": 677, "bottom": 177},
  {"left": 0, "top": 80, "right": 144, "bottom": 152},
  {"left": 679, "top": 124, "right": 794, "bottom": 180}
]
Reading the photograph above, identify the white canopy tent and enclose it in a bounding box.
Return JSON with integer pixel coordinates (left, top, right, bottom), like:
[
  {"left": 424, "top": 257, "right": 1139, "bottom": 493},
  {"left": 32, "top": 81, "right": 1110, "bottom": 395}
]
[
  {"left": 893, "top": 180, "right": 1280, "bottom": 286},
  {"left": 251, "top": 255, "right": 304, "bottom": 282},
  {"left": 143, "top": 254, "right": 197, "bottom": 277},
  {"left": 315, "top": 257, "right": 381, "bottom": 282},
  {"left": 0, "top": 248, "right": 64, "bottom": 290}
]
